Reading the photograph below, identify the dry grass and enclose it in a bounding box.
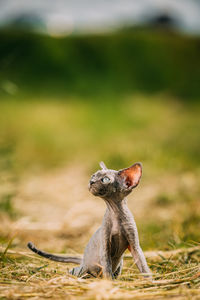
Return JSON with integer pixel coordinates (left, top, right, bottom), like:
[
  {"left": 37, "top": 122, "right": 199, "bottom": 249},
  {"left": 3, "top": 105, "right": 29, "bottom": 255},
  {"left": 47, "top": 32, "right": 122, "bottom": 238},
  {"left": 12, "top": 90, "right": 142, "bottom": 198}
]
[{"left": 0, "top": 246, "right": 200, "bottom": 299}]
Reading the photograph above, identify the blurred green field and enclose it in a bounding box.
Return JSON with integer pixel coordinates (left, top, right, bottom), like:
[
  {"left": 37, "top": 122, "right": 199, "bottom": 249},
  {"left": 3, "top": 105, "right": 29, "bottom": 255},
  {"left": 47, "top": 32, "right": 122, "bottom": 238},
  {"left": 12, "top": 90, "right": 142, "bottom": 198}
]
[
  {"left": 1, "top": 94, "right": 200, "bottom": 173},
  {"left": 0, "top": 93, "right": 200, "bottom": 251}
]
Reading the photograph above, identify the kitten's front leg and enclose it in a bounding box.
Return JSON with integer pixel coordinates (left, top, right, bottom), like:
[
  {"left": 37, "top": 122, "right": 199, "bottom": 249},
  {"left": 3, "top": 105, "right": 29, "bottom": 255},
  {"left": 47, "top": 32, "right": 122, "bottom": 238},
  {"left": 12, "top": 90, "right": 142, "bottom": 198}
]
[
  {"left": 123, "top": 214, "right": 151, "bottom": 278},
  {"left": 100, "top": 227, "right": 113, "bottom": 279},
  {"left": 129, "top": 244, "right": 151, "bottom": 278}
]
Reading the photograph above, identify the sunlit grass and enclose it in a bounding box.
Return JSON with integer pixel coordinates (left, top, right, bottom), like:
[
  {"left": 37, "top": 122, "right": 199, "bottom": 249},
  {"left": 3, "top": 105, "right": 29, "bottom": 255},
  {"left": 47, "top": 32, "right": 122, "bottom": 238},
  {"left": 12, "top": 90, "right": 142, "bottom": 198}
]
[{"left": 0, "top": 94, "right": 200, "bottom": 174}]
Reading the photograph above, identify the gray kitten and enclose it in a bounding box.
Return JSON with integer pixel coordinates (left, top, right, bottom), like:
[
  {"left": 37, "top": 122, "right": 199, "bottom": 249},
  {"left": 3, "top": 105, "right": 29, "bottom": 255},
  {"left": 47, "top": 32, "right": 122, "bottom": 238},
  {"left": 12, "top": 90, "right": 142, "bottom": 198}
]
[{"left": 28, "top": 162, "right": 151, "bottom": 279}]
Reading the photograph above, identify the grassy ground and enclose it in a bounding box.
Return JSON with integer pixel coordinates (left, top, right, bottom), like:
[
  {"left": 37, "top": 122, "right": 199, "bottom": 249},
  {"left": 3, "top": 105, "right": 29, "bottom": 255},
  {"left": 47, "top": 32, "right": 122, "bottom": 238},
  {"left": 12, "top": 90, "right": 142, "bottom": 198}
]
[
  {"left": 0, "top": 246, "right": 200, "bottom": 299},
  {"left": 0, "top": 93, "right": 200, "bottom": 299}
]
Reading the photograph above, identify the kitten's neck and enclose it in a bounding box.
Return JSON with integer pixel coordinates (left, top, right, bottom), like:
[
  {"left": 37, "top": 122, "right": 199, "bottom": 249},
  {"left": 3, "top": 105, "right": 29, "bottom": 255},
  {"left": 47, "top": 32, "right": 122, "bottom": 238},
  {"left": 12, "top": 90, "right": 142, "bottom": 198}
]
[{"left": 104, "top": 197, "right": 128, "bottom": 215}]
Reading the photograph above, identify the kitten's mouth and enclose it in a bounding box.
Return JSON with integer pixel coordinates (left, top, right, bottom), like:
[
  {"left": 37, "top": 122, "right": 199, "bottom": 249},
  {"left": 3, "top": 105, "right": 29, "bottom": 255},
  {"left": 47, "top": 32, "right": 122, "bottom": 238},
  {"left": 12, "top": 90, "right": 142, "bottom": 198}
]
[
  {"left": 88, "top": 184, "right": 106, "bottom": 196},
  {"left": 89, "top": 187, "right": 98, "bottom": 196}
]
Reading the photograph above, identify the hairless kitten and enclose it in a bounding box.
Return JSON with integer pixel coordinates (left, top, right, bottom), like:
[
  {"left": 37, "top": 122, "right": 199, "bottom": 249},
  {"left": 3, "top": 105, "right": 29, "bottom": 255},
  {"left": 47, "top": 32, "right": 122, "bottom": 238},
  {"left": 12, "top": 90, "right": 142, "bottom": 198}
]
[{"left": 28, "top": 162, "right": 151, "bottom": 279}]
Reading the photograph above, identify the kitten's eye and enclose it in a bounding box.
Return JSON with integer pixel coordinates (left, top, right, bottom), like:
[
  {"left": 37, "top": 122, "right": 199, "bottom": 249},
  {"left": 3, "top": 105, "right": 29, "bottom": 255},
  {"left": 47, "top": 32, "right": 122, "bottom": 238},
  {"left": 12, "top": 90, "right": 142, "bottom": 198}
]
[{"left": 101, "top": 176, "right": 110, "bottom": 184}]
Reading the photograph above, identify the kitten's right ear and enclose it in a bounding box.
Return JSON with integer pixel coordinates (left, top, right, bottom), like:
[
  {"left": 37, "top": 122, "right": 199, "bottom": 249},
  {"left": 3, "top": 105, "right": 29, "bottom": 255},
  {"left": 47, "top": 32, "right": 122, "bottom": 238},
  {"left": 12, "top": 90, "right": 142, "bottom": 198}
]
[
  {"left": 118, "top": 163, "right": 142, "bottom": 190},
  {"left": 99, "top": 161, "right": 108, "bottom": 170}
]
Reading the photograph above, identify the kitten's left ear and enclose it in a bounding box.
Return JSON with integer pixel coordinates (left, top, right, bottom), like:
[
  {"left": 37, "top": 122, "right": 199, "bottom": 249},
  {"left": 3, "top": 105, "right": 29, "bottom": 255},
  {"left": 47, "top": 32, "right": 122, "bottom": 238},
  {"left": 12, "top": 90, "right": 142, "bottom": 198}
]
[
  {"left": 99, "top": 161, "right": 108, "bottom": 170},
  {"left": 118, "top": 163, "right": 142, "bottom": 189}
]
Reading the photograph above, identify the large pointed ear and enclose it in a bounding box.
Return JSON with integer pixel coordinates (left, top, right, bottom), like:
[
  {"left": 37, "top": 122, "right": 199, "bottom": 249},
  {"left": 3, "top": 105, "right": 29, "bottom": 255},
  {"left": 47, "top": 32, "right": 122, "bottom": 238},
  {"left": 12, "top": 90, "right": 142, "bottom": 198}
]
[
  {"left": 99, "top": 161, "right": 108, "bottom": 170},
  {"left": 118, "top": 163, "right": 142, "bottom": 189}
]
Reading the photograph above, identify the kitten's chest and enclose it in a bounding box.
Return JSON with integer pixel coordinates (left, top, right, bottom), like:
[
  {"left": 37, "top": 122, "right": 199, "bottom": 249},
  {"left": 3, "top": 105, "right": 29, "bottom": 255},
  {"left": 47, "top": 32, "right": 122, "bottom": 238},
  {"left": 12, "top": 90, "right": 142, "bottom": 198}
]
[
  {"left": 110, "top": 219, "right": 128, "bottom": 257},
  {"left": 111, "top": 216, "right": 120, "bottom": 235}
]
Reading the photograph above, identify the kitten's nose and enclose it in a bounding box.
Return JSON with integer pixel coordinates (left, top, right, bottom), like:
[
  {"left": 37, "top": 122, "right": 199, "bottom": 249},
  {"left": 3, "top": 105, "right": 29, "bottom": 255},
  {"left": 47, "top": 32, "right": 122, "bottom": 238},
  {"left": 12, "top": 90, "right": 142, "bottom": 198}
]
[{"left": 90, "top": 180, "right": 95, "bottom": 185}]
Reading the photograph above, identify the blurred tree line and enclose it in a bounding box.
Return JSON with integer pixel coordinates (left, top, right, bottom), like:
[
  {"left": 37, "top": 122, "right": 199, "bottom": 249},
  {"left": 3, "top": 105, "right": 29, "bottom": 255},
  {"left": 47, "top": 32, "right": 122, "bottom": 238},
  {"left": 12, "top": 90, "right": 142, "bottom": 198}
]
[{"left": 0, "top": 28, "right": 200, "bottom": 99}]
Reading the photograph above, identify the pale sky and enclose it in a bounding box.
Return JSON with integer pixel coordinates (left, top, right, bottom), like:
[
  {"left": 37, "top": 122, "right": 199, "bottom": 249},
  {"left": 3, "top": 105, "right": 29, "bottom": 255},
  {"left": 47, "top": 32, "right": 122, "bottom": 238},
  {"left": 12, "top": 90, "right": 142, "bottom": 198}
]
[{"left": 0, "top": 0, "right": 200, "bottom": 34}]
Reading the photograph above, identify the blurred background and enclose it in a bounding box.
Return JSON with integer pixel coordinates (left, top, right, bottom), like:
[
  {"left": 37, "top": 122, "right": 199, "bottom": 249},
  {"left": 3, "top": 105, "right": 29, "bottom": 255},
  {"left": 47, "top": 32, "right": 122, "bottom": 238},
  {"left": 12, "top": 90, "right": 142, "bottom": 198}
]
[{"left": 0, "top": 0, "right": 200, "bottom": 254}]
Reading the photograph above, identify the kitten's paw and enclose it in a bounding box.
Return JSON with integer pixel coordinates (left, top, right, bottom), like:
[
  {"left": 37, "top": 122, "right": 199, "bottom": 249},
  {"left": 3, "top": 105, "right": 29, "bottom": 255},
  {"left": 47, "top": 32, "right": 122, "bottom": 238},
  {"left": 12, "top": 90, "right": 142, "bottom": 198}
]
[{"left": 103, "top": 272, "right": 114, "bottom": 280}]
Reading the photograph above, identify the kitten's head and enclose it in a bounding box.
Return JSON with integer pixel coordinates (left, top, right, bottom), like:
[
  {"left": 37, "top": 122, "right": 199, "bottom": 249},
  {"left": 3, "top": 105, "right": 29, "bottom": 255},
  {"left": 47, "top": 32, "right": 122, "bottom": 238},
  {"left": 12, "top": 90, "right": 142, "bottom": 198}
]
[{"left": 89, "top": 161, "right": 142, "bottom": 201}]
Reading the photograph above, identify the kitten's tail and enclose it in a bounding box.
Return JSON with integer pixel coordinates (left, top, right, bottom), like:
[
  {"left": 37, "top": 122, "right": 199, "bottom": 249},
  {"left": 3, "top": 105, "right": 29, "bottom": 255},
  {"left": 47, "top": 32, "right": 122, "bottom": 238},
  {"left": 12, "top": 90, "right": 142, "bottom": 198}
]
[{"left": 27, "top": 242, "right": 82, "bottom": 264}]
